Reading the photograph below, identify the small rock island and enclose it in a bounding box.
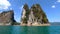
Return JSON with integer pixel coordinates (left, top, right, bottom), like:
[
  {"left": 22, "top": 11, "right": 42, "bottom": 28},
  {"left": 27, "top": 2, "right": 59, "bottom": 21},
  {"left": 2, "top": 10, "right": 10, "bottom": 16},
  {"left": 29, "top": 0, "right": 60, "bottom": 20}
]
[
  {"left": 21, "top": 4, "right": 50, "bottom": 26},
  {"left": 0, "top": 10, "right": 16, "bottom": 25}
]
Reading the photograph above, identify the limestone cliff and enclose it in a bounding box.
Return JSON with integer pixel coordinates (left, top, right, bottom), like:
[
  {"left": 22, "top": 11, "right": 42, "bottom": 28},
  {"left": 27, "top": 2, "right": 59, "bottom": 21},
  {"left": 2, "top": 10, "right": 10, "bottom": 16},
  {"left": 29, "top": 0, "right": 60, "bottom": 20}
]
[
  {"left": 30, "top": 4, "right": 49, "bottom": 24},
  {"left": 21, "top": 4, "right": 49, "bottom": 25},
  {"left": 21, "top": 4, "right": 30, "bottom": 24},
  {"left": 0, "top": 10, "right": 16, "bottom": 25}
]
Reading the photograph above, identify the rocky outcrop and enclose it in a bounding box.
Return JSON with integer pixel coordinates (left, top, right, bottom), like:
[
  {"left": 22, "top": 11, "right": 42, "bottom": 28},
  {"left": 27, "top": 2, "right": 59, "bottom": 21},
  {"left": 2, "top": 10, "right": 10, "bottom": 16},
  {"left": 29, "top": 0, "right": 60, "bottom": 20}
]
[
  {"left": 0, "top": 10, "right": 16, "bottom": 25},
  {"left": 21, "top": 4, "right": 49, "bottom": 25},
  {"left": 30, "top": 4, "right": 49, "bottom": 24},
  {"left": 21, "top": 4, "right": 30, "bottom": 24}
]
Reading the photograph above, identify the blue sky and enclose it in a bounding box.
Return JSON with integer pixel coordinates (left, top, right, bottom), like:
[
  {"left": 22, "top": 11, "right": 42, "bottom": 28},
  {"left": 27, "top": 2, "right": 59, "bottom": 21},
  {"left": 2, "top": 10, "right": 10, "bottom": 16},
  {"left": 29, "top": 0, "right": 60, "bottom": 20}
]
[{"left": 0, "top": 0, "right": 60, "bottom": 22}]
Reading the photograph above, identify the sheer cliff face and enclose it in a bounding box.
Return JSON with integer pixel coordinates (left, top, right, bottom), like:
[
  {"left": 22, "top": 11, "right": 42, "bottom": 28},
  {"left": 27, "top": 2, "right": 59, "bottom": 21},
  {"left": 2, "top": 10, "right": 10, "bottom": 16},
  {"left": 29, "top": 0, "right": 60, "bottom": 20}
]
[
  {"left": 21, "top": 4, "right": 30, "bottom": 24},
  {"left": 31, "top": 4, "right": 49, "bottom": 23},
  {"left": 21, "top": 4, "right": 49, "bottom": 24},
  {"left": 0, "top": 10, "right": 16, "bottom": 25}
]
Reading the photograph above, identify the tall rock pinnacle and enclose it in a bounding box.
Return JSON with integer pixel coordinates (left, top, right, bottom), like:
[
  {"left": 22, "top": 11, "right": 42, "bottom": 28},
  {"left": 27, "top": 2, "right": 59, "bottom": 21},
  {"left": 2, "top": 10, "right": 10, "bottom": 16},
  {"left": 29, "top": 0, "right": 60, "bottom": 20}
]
[
  {"left": 21, "top": 4, "right": 49, "bottom": 25},
  {"left": 30, "top": 4, "right": 49, "bottom": 23},
  {"left": 21, "top": 4, "right": 30, "bottom": 24}
]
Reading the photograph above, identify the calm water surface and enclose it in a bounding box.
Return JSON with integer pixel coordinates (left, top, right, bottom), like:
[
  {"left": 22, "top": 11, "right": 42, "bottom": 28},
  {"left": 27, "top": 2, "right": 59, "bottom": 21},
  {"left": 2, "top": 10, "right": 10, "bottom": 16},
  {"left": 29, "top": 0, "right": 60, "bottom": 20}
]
[{"left": 0, "top": 26, "right": 60, "bottom": 34}]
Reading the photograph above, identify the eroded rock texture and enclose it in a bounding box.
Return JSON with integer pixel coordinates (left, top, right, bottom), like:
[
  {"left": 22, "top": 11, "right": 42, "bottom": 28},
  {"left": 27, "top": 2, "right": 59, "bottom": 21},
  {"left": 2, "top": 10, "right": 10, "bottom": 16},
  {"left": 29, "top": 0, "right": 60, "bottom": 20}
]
[
  {"left": 0, "top": 10, "right": 16, "bottom": 25},
  {"left": 21, "top": 4, "right": 49, "bottom": 25}
]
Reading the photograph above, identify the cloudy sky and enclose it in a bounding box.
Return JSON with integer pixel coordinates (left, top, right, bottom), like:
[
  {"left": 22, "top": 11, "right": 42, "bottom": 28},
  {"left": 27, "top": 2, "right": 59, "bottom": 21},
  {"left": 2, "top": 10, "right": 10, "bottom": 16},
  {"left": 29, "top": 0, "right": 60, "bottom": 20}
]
[{"left": 0, "top": 0, "right": 60, "bottom": 22}]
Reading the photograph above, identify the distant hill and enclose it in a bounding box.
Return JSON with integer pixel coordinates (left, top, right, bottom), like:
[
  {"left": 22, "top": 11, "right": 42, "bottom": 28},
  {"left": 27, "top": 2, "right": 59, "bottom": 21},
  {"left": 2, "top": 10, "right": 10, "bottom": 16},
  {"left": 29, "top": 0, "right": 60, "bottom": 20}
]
[{"left": 50, "top": 22, "right": 60, "bottom": 25}]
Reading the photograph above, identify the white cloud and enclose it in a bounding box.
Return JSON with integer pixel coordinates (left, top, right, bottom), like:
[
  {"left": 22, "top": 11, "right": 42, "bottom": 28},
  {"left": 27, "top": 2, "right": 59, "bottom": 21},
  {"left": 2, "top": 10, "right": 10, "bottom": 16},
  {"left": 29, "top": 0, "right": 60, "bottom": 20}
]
[
  {"left": 52, "top": 5, "right": 56, "bottom": 8},
  {"left": 57, "top": 0, "right": 60, "bottom": 2},
  {"left": 0, "top": 0, "right": 11, "bottom": 10}
]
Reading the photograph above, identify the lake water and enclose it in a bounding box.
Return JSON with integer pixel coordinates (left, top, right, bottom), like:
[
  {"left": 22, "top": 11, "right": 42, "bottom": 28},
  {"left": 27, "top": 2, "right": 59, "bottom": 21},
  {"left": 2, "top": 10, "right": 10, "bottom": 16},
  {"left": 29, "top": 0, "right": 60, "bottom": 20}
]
[{"left": 0, "top": 26, "right": 60, "bottom": 34}]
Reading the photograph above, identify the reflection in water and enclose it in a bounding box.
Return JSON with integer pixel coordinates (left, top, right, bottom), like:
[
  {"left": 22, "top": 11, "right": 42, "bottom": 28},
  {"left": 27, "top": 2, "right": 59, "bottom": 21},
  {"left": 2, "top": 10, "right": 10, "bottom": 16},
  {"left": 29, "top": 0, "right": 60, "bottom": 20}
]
[
  {"left": 0, "top": 26, "right": 49, "bottom": 34},
  {"left": 0, "top": 26, "right": 12, "bottom": 34},
  {"left": 20, "top": 26, "right": 49, "bottom": 34},
  {"left": 11, "top": 26, "right": 20, "bottom": 34}
]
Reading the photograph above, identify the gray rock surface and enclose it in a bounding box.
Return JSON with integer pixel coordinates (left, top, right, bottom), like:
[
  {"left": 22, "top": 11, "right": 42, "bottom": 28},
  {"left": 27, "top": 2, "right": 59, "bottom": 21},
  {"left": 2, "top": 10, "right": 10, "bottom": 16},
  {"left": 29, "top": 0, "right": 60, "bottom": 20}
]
[{"left": 0, "top": 10, "right": 16, "bottom": 25}]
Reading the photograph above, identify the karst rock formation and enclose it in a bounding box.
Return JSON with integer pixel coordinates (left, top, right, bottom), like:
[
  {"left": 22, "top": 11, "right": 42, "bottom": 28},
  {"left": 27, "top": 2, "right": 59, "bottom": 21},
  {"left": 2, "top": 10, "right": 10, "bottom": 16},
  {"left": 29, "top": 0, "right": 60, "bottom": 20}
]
[
  {"left": 0, "top": 10, "right": 16, "bottom": 25},
  {"left": 21, "top": 4, "right": 49, "bottom": 25}
]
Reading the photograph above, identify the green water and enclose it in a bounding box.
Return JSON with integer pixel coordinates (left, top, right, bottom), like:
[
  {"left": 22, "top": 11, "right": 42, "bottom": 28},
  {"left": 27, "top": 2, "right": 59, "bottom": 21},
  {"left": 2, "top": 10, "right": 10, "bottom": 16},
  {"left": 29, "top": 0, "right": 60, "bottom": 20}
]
[{"left": 0, "top": 26, "right": 60, "bottom": 34}]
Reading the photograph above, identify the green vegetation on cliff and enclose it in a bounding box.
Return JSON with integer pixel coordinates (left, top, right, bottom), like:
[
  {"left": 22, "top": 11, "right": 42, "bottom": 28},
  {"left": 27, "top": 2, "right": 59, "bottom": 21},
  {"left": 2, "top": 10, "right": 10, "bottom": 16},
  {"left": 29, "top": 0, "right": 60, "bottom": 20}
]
[
  {"left": 21, "top": 4, "right": 49, "bottom": 24},
  {"left": 31, "top": 4, "right": 49, "bottom": 23},
  {"left": 22, "top": 4, "right": 30, "bottom": 24}
]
